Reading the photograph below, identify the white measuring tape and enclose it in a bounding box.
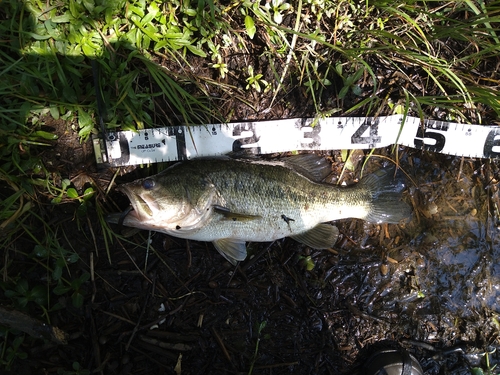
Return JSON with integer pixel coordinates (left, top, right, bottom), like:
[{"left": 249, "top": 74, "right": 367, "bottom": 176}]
[{"left": 93, "top": 115, "right": 500, "bottom": 167}]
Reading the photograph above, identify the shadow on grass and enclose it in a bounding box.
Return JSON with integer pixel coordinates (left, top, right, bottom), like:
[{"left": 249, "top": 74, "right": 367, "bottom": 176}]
[{"left": 0, "top": 1, "right": 221, "bottom": 373}]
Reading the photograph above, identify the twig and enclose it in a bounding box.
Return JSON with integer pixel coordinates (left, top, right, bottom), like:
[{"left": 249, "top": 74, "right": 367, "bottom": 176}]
[
  {"left": 0, "top": 306, "right": 68, "bottom": 345},
  {"left": 211, "top": 327, "right": 232, "bottom": 363},
  {"left": 126, "top": 283, "right": 152, "bottom": 351},
  {"left": 89, "top": 306, "right": 103, "bottom": 375}
]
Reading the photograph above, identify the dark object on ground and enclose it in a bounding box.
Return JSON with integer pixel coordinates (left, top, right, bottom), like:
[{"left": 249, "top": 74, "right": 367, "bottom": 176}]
[
  {"left": 363, "top": 348, "right": 424, "bottom": 375},
  {"left": 0, "top": 306, "right": 68, "bottom": 345}
]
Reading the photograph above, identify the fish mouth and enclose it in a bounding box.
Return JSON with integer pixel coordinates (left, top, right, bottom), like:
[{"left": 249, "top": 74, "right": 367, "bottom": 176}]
[{"left": 118, "top": 185, "right": 158, "bottom": 221}]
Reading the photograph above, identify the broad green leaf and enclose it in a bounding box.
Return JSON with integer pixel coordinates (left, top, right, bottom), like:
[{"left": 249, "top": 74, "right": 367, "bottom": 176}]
[
  {"left": 186, "top": 44, "right": 207, "bottom": 57},
  {"left": 82, "top": 0, "right": 95, "bottom": 13},
  {"left": 67, "top": 252, "right": 80, "bottom": 263},
  {"left": 184, "top": 8, "right": 197, "bottom": 16},
  {"left": 352, "top": 85, "right": 362, "bottom": 96},
  {"left": 82, "top": 42, "right": 96, "bottom": 57},
  {"left": 335, "top": 63, "right": 343, "bottom": 77},
  {"left": 52, "top": 14, "right": 71, "bottom": 23},
  {"left": 273, "top": 12, "right": 283, "bottom": 24},
  {"left": 128, "top": 5, "right": 145, "bottom": 18},
  {"left": 141, "top": 12, "right": 156, "bottom": 26},
  {"left": 142, "top": 24, "right": 160, "bottom": 42},
  {"left": 339, "top": 85, "right": 349, "bottom": 99},
  {"left": 63, "top": 85, "right": 77, "bottom": 103},
  {"left": 30, "top": 285, "right": 47, "bottom": 306},
  {"left": 154, "top": 40, "right": 169, "bottom": 50},
  {"left": 33, "top": 130, "right": 58, "bottom": 140},
  {"left": 245, "top": 15, "right": 256, "bottom": 39},
  {"left": 53, "top": 282, "right": 71, "bottom": 294},
  {"left": 68, "top": 25, "right": 82, "bottom": 44},
  {"left": 13, "top": 336, "right": 24, "bottom": 348},
  {"left": 62, "top": 179, "right": 71, "bottom": 190},
  {"left": 66, "top": 188, "right": 79, "bottom": 199},
  {"left": 33, "top": 245, "right": 48, "bottom": 258},
  {"left": 4, "top": 290, "right": 18, "bottom": 298},
  {"left": 165, "top": 32, "right": 184, "bottom": 39},
  {"left": 72, "top": 292, "right": 84, "bottom": 308},
  {"left": 78, "top": 109, "right": 92, "bottom": 129},
  {"left": 26, "top": 32, "right": 51, "bottom": 40},
  {"left": 69, "top": 0, "right": 80, "bottom": 18},
  {"left": 125, "top": 29, "right": 138, "bottom": 45},
  {"left": 16, "top": 279, "right": 29, "bottom": 295},
  {"left": 352, "top": 67, "right": 364, "bottom": 82},
  {"left": 78, "top": 123, "right": 94, "bottom": 139}
]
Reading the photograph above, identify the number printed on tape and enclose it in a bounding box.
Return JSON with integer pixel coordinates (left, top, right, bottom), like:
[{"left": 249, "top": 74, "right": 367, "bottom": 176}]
[{"left": 93, "top": 115, "right": 500, "bottom": 167}]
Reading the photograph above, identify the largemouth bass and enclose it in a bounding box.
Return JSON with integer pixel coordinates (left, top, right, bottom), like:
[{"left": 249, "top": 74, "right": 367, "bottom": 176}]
[{"left": 110, "top": 155, "right": 411, "bottom": 264}]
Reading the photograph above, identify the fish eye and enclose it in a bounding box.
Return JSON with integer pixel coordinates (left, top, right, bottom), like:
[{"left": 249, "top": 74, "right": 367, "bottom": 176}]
[{"left": 142, "top": 179, "right": 155, "bottom": 190}]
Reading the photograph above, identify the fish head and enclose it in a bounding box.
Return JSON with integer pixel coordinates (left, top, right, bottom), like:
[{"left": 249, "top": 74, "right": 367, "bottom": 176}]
[{"left": 117, "top": 174, "right": 193, "bottom": 231}]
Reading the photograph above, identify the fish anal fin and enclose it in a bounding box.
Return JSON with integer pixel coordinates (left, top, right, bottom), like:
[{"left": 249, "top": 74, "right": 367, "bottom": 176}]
[
  {"left": 291, "top": 224, "right": 339, "bottom": 249},
  {"left": 212, "top": 238, "right": 247, "bottom": 265}
]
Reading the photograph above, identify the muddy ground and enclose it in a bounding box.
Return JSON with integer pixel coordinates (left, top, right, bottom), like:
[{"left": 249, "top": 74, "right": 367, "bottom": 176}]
[
  {"left": 2, "top": 8, "right": 500, "bottom": 371},
  {"left": 3, "top": 113, "right": 500, "bottom": 375}
]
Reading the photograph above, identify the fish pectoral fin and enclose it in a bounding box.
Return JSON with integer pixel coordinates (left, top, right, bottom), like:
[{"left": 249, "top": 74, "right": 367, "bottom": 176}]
[
  {"left": 212, "top": 238, "right": 247, "bottom": 265},
  {"left": 291, "top": 224, "right": 339, "bottom": 249},
  {"left": 213, "top": 205, "right": 261, "bottom": 222}
]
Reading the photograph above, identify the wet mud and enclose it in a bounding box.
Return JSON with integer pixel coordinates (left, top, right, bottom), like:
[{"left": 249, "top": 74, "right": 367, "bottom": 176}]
[{"left": 2, "top": 117, "right": 500, "bottom": 374}]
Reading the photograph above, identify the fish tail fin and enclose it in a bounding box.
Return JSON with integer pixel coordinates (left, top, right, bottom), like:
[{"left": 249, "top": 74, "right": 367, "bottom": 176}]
[{"left": 359, "top": 168, "right": 412, "bottom": 224}]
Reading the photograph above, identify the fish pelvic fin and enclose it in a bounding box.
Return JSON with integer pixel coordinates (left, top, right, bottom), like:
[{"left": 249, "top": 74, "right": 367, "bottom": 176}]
[
  {"left": 360, "top": 168, "right": 412, "bottom": 224},
  {"left": 291, "top": 224, "right": 339, "bottom": 249},
  {"left": 212, "top": 238, "right": 247, "bottom": 265}
]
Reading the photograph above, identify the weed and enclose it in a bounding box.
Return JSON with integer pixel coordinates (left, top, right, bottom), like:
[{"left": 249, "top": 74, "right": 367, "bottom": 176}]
[
  {"left": 58, "top": 362, "right": 91, "bottom": 375},
  {"left": 264, "top": 0, "right": 292, "bottom": 25},
  {"left": 246, "top": 65, "right": 270, "bottom": 93},
  {"left": 0, "top": 334, "right": 28, "bottom": 371},
  {"left": 248, "top": 321, "right": 267, "bottom": 375},
  {"left": 472, "top": 348, "right": 499, "bottom": 375}
]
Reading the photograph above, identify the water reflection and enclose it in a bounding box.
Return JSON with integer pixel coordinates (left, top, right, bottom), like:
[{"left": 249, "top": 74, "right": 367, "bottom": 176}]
[
  {"left": 323, "top": 155, "right": 500, "bottom": 371},
  {"left": 406, "top": 156, "right": 499, "bottom": 318}
]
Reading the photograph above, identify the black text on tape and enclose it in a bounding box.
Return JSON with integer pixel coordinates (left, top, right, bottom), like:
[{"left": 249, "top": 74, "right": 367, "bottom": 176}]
[{"left": 93, "top": 115, "right": 500, "bottom": 167}]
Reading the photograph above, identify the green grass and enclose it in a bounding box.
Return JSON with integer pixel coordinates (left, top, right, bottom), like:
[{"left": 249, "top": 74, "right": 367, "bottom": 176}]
[{"left": 1, "top": 0, "right": 500, "bottom": 372}]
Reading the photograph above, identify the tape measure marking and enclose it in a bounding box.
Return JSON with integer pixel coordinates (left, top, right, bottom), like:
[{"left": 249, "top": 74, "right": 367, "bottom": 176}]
[{"left": 93, "top": 115, "right": 500, "bottom": 167}]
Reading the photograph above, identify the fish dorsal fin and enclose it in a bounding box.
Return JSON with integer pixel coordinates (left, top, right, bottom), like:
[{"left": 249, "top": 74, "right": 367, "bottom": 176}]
[
  {"left": 291, "top": 224, "right": 339, "bottom": 249},
  {"left": 213, "top": 205, "right": 262, "bottom": 222},
  {"left": 212, "top": 238, "right": 247, "bottom": 265},
  {"left": 283, "top": 154, "right": 331, "bottom": 182}
]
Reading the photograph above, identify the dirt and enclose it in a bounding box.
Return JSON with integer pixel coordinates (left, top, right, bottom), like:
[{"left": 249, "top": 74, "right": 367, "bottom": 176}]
[
  {"left": 2, "top": 7, "right": 500, "bottom": 373},
  {"left": 3, "top": 115, "right": 500, "bottom": 374}
]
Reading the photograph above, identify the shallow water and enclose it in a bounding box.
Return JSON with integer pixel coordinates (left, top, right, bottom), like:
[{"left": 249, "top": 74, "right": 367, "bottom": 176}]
[
  {"left": 353, "top": 154, "right": 500, "bottom": 371},
  {"left": 410, "top": 156, "right": 499, "bottom": 316}
]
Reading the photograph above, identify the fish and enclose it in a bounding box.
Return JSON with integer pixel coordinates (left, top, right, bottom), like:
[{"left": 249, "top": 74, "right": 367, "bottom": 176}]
[{"left": 109, "top": 154, "right": 411, "bottom": 265}]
